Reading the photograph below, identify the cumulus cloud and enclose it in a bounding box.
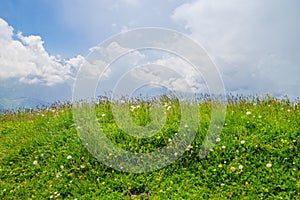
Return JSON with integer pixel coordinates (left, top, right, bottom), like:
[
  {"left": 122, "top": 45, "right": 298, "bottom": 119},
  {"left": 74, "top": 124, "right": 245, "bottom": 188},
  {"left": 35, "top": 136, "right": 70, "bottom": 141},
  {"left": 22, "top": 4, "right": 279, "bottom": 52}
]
[
  {"left": 0, "top": 18, "right": 84, "bottom": 86},
  {"left": 172, "top": 0, "right": 300, "bottom": 98}
]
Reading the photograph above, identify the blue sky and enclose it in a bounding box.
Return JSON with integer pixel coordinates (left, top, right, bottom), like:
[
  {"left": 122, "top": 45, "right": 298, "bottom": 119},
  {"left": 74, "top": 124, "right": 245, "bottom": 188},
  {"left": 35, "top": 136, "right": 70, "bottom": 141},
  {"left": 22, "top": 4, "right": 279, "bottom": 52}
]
[
  {"left": 0, "top": 0, "right": 299, "bottom": 108},
  {"left": 0, "top": 0, "right": 187, "bottom": 58}
]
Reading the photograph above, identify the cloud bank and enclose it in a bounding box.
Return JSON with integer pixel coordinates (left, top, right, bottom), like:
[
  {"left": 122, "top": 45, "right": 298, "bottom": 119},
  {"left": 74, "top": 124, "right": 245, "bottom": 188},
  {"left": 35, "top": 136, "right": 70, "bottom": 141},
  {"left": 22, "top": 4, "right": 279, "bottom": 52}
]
[
  {"left": 1, "top": 0, "right": 300, "bottom": 107},
  {"left": 172, "top": 0, "right": 300, "bottom": 99},
  {"left": 0, "top": 18, "right": 84, "bottom": 86},
  {"left": 0, "top": 18, "right": 85, "bottom": 104}
]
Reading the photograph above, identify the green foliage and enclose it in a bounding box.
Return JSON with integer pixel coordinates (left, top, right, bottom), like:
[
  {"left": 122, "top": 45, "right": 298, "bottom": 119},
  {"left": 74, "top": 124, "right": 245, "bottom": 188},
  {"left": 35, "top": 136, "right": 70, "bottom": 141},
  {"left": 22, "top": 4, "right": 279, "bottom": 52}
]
[{"left": 0, "top": 96, "right": 299, "bottom": 199}]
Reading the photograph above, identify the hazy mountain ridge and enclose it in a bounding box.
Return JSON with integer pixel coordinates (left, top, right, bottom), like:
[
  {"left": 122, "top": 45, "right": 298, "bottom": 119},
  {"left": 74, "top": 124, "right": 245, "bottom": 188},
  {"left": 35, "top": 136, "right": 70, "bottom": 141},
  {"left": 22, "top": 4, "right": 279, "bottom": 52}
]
[{"left": 0, "top": 97, "right": 49, "bottom": 112}]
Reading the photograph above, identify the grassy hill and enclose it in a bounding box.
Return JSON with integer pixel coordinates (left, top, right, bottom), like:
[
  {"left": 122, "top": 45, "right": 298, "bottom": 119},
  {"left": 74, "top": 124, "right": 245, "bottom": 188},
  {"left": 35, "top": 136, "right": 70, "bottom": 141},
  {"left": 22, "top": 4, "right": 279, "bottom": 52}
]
[{"left": 0, "top": 96, "right": 299, "bottom": 199}]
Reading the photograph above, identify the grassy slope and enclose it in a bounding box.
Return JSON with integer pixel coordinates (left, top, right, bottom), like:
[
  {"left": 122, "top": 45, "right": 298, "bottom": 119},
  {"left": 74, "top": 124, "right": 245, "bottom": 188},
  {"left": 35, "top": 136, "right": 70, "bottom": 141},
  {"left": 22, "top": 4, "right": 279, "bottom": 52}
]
[{"left": 0, "top": 98, "right": 299, "bottom": 199}]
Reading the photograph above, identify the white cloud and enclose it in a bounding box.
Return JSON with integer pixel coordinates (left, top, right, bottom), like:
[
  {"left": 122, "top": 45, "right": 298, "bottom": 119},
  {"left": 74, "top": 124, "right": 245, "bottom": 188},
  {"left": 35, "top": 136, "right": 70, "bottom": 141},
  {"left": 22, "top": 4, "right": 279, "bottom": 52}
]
[
  {"left": 0, "top": 18, "right": 13, "bottom": 41},
  {"left": 57, "top": 0, "right": 186, "bottom": 43},
  {"left": 0, "top": 18, "right": 84, "bottom": 86},
  {"left": 172, "top": 0, "right": 300, "bottom": 98}
]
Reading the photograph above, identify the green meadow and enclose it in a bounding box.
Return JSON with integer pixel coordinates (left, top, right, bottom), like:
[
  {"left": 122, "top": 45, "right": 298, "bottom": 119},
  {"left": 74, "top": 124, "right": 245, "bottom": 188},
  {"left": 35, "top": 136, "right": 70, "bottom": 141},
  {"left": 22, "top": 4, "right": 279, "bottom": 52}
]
[{"left": 0, "top": 95, "right": 299, "bottom": 199}]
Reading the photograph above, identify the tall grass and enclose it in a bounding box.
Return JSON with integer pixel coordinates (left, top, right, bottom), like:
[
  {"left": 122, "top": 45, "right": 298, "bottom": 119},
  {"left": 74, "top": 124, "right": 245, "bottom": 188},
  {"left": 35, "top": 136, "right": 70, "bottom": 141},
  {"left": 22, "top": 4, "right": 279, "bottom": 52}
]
[{"left": 0, "top": 95, "right": 299, "bottom": 199}]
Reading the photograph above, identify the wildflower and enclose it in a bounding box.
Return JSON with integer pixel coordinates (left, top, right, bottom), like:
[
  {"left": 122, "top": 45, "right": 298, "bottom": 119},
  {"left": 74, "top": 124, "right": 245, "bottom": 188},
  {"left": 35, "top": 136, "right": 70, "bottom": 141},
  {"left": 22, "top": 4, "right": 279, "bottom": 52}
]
[
  {"left": 218, "top": 164, "right": 223, "bottom": 168},
  {"left": 292, "top": 178, "right": 297, "bottom": 181},
  {"left": 246, "top": 111, "right": 251, "bottom": 115},
  {"left": 67, "top": 155, "right": 72, "bottom": 160},
  {"left": 101, "top": 113, "right": 106, "bottom": 117},
  {"left": 167, "top": 105, "right": 172, "bottom": 111},
  {"left": 222, "top": 145, "right": 226, "bottom": 149},
  {"left": 186, "top": 145, "right": 193, "bottom": 151},
  {"left": 238, "top": 165, "right": 243, "bottom": 170},
  {"left": 241, "top": 140, "right": 245, "bottom": 144},
  {"left": 50, "top": 195, "right": 53, "bottom": 199},
  {"left": 168, "top": 138, "right": 172, "bottom": 142},
  {"left": 174, "top": 152, "right": 178, "bottom": 156},
  {"left": 136, "top": 105, "right": 140, "bottom": 108},
  {"left": 56, "top": 173, "right": 62, "bottom": 178},
  {"left": 221, "top": 183, "right": 225, "bottom": 187},
  {"left": 281, "top": 139, "right": 287, "bottom": 144},
  {"left": 266, "top": 163, "right": 272, "bottom": 168},
  {"left": 184, "top": 124, "right": 188, "bottom": 128},
  {"left": 80, "top": 165, "right": 85, "bottom": 169},
  {"left": 287, "top": 109, "right": 291, "bottom": 112},
  {"left": 33, "top": 160, "right": 38, "bottom": 165},
  {"left": 258, "top": 115, "right": 262, "bottom": 119},
  {"left": 230, "top": 166, "right": 235, "bottom": 172},
  {"left": 216, "top": 137, "right": 221, "bottom": 142},
  {"left": 130, "top": 105, "right": 136, "bottom": 111}
]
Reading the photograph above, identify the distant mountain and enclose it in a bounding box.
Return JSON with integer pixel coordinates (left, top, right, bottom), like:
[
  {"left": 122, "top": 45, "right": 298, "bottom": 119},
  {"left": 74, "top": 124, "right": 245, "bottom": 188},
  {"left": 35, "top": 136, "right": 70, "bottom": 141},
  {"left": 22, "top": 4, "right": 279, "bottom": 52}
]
[{"left": 0, "top": 97, "right": 49, "bottom": 112}]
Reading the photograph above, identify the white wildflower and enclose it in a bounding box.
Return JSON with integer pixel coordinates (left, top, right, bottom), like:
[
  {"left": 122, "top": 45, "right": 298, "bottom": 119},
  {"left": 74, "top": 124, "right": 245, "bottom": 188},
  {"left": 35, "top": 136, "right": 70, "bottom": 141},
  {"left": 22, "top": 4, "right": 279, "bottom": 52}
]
[
  {"left": 67, "top": 155, "right": 72, "bottom": 160},
  {"left": 130, "top": 105, "right": 136, "bottom": 111},
  {"left": 246, "top": 111, "right": 251, "bottom": 115},
  {"left": 239, "top": 165, "right": 243, "bottom": 170},
  {"left": 241, "top": 140, "right": 245, "bottom": 144},
  {"left": 216, "top": 137, "right": 221, "bottom": 142},
  {"left": 33, "top": 160, "right": 38, "bottom": 165},
  {"left": 266, "top": 163, "right": 272, "bottom": 168}
]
